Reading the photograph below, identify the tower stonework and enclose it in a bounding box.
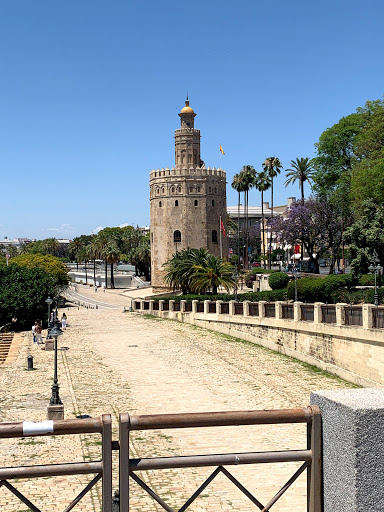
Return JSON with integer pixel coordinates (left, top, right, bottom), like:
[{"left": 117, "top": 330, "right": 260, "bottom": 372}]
[{"left": 150, "top": 100, "right": 228, "bottom": 292}]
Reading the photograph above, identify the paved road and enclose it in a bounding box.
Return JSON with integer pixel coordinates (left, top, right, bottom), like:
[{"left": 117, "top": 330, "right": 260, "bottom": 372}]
[{"left": 0, "top": 288, "right": 355, "bottom": 511}]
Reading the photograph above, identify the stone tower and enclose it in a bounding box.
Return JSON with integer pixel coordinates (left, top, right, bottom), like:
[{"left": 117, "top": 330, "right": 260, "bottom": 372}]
[{"left": 150, "top": 99, "right": 228, "bottom": 292}]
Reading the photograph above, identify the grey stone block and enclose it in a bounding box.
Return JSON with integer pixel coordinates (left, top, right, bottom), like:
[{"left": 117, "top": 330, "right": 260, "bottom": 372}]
[{"left": 311, "top": 388, "right": 384, "bottom": 512}]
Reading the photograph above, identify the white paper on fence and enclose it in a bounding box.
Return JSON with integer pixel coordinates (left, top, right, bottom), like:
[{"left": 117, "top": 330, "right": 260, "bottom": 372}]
[{"left": 23, "top": 420, "right": 54, "bottom": 436}]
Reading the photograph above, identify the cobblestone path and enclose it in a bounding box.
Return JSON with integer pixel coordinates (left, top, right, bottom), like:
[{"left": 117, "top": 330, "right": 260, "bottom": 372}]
[{"left": 0, "top": 288, "right": 355, "bottom": 511}]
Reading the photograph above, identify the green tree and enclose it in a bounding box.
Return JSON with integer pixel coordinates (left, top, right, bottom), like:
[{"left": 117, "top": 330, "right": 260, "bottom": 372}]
[
  {"left": 343, "top": 199, "right": 384, "bottom": 275},
  {"left": 231, "top": 173, "right": 247, "bottom": 269},
  {"left": 0, "top": 265, "right": 57, "bottom": 330},
  {"left": 239, "top": 165, "right": 257, "bottom": 269},
  {"left": 9, "top": 253, "right": 69, "bottom": 286}
]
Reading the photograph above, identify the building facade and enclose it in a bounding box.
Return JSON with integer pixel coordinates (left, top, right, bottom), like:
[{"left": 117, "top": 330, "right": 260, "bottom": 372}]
[{"left": 150, "top": 100, "right": 228, "bottom": 291}]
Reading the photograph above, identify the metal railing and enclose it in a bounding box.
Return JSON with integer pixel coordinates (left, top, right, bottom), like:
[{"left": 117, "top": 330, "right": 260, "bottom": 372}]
[
  {"left": 321, "top": 306, "right": 336, "bottom": 324},
  {"left": 118, "top": 407, "right": 322, "bottom": 512},
  {"left": 0, "top": 415, "right": 112, "bottom": 511},
  {"left": 301, "top": 304, "right": 314, "bottom": 322},
  {"left": 344, "top": 306, "right": 363, "bottom": 326},
  {"left": 373, "top": 307, "right": 384, "bottom": 328},
  {"left": 282, "top": 304, "right": 294, "bottom": 320}
]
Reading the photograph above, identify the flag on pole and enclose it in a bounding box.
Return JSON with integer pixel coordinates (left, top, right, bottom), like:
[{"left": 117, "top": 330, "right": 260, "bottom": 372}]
[
  {"left": 220, "top": 217, "right": 226, "bottom": 237},
  {"left": 219, "top": 144, "right": 225, "bottom": 155}
]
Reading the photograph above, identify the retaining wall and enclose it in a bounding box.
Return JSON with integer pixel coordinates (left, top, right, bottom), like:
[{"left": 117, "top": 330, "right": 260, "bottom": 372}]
[{"left": 133, "top": 300, "right": 384, "bottom": 387}]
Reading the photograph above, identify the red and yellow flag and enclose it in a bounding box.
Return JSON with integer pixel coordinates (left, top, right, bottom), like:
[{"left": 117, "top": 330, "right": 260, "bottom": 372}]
[
  {"left": 220, "top": 217, "right": 226, "bottom": 237},
  {"left": 219, "top": 144, "right": 225, "bottom": 155}
]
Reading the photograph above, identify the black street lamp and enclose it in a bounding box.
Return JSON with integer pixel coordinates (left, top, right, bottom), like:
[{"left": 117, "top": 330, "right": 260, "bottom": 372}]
[
  {"left": 49, "top": 323, "right": 63, "bottom": 405},
  {"left": 368, "top": 250, "right": 383, "bottom": 307},
  {"left": 45, "top": 296, "right": 53, "bottom": 339}
]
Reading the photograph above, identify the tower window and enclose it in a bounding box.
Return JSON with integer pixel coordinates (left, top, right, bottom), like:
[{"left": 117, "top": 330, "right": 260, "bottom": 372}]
[
  {"left": 212, "top": 230, "right": 218, "bottom": 243},
  {"left": 171, "top": 187, "right": 175, "bottom": 194},
  {"left": 190, "top": 186, "right": 194, "bottom": 193},
  {"left": 212, "top": 199, "right": 214, "bottom": 206},
  {"left": 159, "top": 201, "right": 162, "bottom": 207},
  {"left": 209, "top": 187, "right": 211, "bottom": 193},
  {"left": 194, "top": 200, "right": 198, "bottom": 207},
  {"left": 215, "top": 187, "right": 217, "bottom": 193},
  {"left": 175, "top": 200, "right": 179, "bottom": 206},
  {"left": 162, "top": 187, "right": 165, "bottom": 194},
  {"left": 178, "top": 186, "right": 181, "bottom": 193},
  {"left": 197, "top": 186, "right": 201, "bottom": 192},
  {"left": 173, "top": 230, "right": 181, "bottom": 243}
]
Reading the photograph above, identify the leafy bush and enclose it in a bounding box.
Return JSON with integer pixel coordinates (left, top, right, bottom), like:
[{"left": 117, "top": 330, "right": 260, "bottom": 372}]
[
  {"left": 331, "top": 288, "right": 384, "bottom": 305},
  {"left": 287, "top": 274, "right": 358, "bottom": 302},
  {"left": 245, "top": 267, "right": 279, "bottom": 279},
  {"left": 269, "top": 272, "right": 289, "bottom": 290},
  {"left": 358, "top": 274, "right": 376, "bottom": 286}
]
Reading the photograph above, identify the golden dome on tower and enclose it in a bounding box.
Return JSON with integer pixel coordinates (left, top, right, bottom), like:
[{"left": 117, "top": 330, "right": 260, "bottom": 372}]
[{"left": 180, "top": 99, "right": 194, "bottom": 114}]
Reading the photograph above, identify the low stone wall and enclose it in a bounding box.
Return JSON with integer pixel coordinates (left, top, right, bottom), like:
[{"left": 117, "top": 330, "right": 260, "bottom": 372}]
[{"left": 134, "top": 299, "right": 384, "bottom": 387}]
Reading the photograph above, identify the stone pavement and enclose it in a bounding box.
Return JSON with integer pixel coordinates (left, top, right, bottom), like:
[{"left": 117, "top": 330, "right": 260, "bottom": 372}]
[{"left": 0, "top": 286, "right": 356, "bottom": 511}]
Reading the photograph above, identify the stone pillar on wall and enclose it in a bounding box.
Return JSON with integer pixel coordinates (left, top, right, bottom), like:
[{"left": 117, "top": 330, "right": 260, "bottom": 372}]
[
  {"left": 243, "top": 301, "right": 250, "bottom": 317},
  {"left": 258, "top": 301, "right": 266, "bottom": 319},
  {"left": 169, "top": 300, "right": 175, "bottom": 312},
  {"left": 336, "top": 303, "right": 347, "bottom": 326},
  {"left": 275, "top": 301, "right": 283, "bottom": 320},
  {"left": 229, "top": 301, "right": 235, "bottom": 316},
  {"left": 216, "top": 300, "right": 223, "bottom": 314},
  {"left": 159, "top": 300, "right": 164, "bottom": 312},
  {"left": 313, "top": 302, "right": 323, "bottom": 324},
  {"left": 180, "top": 300, "right": 186, "bottom": 313},
  {"left": 204, "top": 300, "right": 210, "bottom": 315},
  {"left": 192, "top": 300, "right": 198, "bottom": 314},
  {"left": 363, "top": 304, "right": 374, "bottom": 329},
  {"left": 311, "top": 388, "right": 384, "bottom": 512},
  {"left": 293, "top": 301, "right": 303, "bottom": 322},
  {"left": 149, "top": 300, "right": 154, "bottom": 312}
]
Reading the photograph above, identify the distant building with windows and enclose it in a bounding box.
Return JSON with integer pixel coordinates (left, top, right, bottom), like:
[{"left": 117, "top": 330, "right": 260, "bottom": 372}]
[{"left": 149, "top": 99, "right": 228, "bottom": 291}]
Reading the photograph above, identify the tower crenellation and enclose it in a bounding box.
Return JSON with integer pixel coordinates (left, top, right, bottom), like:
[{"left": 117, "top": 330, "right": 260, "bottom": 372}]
[{"left": 150, "top": 99, "right": 228, "bottom": 292}]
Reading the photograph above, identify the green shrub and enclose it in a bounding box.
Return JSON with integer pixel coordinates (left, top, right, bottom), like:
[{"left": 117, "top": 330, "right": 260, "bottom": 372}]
[
  {"left": 287, "top": 274, "right": 358, "bottom": 302},
  {"left": 331, "top": 288, "right": 384, "bottom": 305},
  {"left": 153, "top": 288, "right": 288, "bottom": 303},
  {"left": 269, "top": 272, "right": 289, "bottom": 290},
  {"left": 358, "top": 274, "right": 376, "bottom": 286}
]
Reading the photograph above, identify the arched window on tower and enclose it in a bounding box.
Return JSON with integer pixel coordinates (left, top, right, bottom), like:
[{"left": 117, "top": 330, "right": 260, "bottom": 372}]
[
  {"left": 159, "top": 201, "right": 162, "bottom": 207},
  {"left": 212, "top": 230, "right": 218, "bottom": 243},
  {"left": 171, "top": 187, "right": 175, "bottom": 194},
  {"left": 173, "top": 230, "right": 181, "bottom": 243},
  {"left": 212, "top": 199, "right": 215, "bottom": 206},
  {"left": 175, "top": 200, "right": 179, "bottom": 206},
  {"left": 194, "top": 200, "right": 198, "bottom": 207}
]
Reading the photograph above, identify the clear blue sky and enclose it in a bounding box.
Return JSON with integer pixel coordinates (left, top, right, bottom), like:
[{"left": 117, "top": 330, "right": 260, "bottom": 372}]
[{"left": 1, "top": 0, "right": 383, "bottom": 239}]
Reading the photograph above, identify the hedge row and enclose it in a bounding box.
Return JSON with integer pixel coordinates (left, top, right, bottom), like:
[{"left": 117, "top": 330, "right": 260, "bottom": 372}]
[
  {"left": 286, "top": 274, "right": 358, "bottom": 302},
  {"left": 152, "top": 289, "right": 288, "bottom": 303}
]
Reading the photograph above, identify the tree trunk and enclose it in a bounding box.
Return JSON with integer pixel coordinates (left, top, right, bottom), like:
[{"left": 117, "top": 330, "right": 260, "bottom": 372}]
[
  {"left": 261, "top": 191, "right": 266, "bottom": 269},
  {"left": 301, "top": 181, "right": 304, "bottom": 262},
  {"left": 85, "top": 260, "right": 88, "bottom": 285},
  {"left": 104, "top": 260, "right": 108, "bottom": 288},
  {"left": 268, "top": 179, "right": 274, "bottom": 269},
  {"left": 110, "top": 263, "right": 115, "bottom": 288},
  {"left": 212, "top": 285, "right": 218, "bottom": 295},
  {"left": 93, "top": 259, "right": 96, "bottom": 284},
  {"left": 237, "top": 191, "right": 240, "bottom": 274}
]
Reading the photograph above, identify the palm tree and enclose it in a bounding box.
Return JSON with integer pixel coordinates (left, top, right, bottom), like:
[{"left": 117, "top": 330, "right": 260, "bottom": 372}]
[
  {"left": 284, "top": 157, "right": 314, "bottom": 203},
  {"left": 239, "top": 166, "right": 257, "bottom": 269},
  {"left": 94, "top": 233, "right": 110, "bottom": 287},
  {"left": 231, "top": 174, "right": 246, "bottom": 271},
  {"left": 284, "top": 157, "right": 315, "bottom": 262},
  {"left": 254, "top": 171, "right": 271, "bottom": 268},
  {"left": 87, "top": 238, "right": 99, "bottom": 285},
  {"left": 69, "top": 237, "right": 84, "bottom": 271},
  {"left": 103, "top": 241, "right": 120, "bottom": 289},
  {"left": 44, "top": 237, "right": 60, "bottom": 256},
  {"left": 191, "top": 255, "right": 236, "bottom": 295},
  {"left": 163, "top": 248, "right": 210, "bottom": 294},
  {"left": 263, "top": 157, "right": 282, "bottom": 268}
]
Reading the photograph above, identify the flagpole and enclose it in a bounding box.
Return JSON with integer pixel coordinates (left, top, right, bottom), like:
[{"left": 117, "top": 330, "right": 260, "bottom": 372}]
[{"left": 219, "top": 216, "right": 223, "bottom": 259}]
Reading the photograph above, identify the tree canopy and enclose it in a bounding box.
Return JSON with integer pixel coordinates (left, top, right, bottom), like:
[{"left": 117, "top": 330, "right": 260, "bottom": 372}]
[{"left": 9, "top": 253, "right": 69, "bottom": 286}]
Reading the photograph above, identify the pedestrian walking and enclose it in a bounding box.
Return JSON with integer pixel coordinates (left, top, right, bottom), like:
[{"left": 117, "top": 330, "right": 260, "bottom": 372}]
[
  {"left": 94, "top": 285, "right": 98, "bottom": 293},
  {"left": 32, "top": 321, "right": 37, "bottom": 343},
  {"left": 35, "top": 321, "right": 43, "bottom": 344},
  {"left": 61, "top": 313, "right": 67, "bottom": 330}
]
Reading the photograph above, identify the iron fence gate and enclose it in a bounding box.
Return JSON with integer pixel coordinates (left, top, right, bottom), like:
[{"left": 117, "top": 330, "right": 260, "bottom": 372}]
[
  {"left": 118, "top": 407, "right": 322, "bottom": 512},
  {"left": 0, "top": 415, "right": 112, "bottom": 512}
]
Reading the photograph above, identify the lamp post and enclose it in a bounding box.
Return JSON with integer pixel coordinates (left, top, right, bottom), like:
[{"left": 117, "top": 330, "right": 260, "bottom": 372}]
[
  {"left": 49, "top": 323, "right": 63, "bottom": 406},
  {"left": 368, "top": 250, "right": 383, "bottom": 307},
  {"left": 293, "top": 265, "right": 299, "bottom": 302},
  {"left": 45, "top": 296, "right": 53, "bottom": 339}
]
